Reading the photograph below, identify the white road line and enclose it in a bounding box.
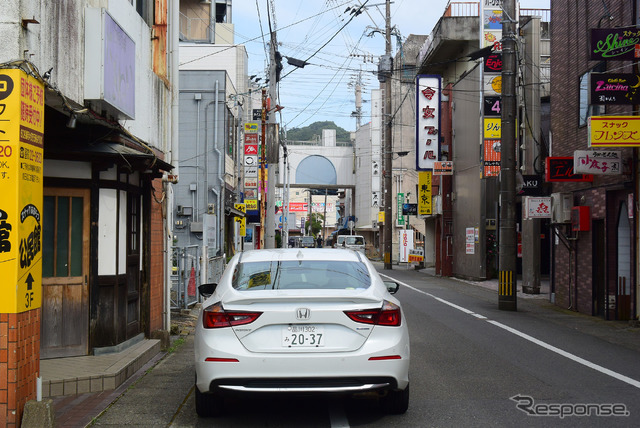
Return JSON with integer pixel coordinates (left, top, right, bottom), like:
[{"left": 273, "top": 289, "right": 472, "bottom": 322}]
[
  {"left": 486, "top": 319, "right": 640, "bottom": 389},
  {"left": 381, "top": 273, "right": 640, "bottom": 390}
]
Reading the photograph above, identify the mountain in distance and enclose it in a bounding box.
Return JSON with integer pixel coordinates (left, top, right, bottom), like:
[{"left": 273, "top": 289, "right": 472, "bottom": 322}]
[{"left": 285, "top": 121, "right": 351, "bottom": 143}]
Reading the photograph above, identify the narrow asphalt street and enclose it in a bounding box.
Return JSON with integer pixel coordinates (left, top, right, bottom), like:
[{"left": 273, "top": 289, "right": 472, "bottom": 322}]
[{"left": 75, "top": 266, "right": 640, "bottom": 427}]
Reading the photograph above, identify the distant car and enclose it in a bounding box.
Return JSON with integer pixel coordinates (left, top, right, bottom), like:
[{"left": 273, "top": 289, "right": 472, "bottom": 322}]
[
  {"left": 288, "top": 236, "right": 299, "bottom": 248},
  {"left": 194, "top": 248, "right": 410, "bottom": 417},
  {"left": 299, "top": 236, "right": 316, "bottom": 248},
  {"left": 334, "top": 235, "right": 346, "bottom": 248},
  {"left": 344, "top": 235, "right": 365, "bottom": 254}
]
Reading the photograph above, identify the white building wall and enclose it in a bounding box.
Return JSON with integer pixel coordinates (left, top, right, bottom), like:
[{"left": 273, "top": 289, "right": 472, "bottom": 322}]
[
  {"left": 179, "top": 43, "right": 248, "bottom": 95},
  {"left": 0, "top": 0, "right": 171, "bottom": 153},
  {"left": 354, "top": 123, "right": 375, "bottom": 229}
]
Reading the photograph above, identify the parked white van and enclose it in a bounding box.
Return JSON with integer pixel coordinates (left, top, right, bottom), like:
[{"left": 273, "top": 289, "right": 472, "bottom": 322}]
[{"left": 343, "top": 235, "right": 365, "bottom": 254}]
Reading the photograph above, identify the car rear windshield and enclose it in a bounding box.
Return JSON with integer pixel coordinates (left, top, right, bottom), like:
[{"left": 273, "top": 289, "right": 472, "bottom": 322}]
[
  {"left": 232, "top": 260, "right": 371, "bottom": 291},
  {"left": 345, "top": 236, "right": 364, "bottom": 245}
]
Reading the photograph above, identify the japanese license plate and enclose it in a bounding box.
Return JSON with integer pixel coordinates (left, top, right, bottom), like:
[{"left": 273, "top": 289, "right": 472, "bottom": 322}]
[{"left": 282, "top": 325, "right": 324, "bottom": 347}]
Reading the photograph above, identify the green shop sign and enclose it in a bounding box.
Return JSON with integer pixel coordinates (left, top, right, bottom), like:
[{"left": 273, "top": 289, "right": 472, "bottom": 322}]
[
  {"left": 591, "top": 26, "right": 640, "bottom": 60},
  {"left": 397, "top": 193, "right": 405, "bottom": 225}
]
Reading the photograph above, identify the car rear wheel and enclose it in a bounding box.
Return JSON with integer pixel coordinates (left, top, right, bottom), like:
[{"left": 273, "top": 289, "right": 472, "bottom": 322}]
[
  {"left": 195, "top": 384, "right": 225, "bottom": 417},
  {"left": 382, "top": 383, "right": 409, "bottom": 415}
]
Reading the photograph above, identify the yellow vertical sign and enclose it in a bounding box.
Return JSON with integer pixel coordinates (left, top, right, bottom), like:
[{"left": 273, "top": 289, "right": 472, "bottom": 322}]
[
  {"left": 418, "top": 171, "right": 432, "bottom": 216},
  {"left": 0, "top": 69, "right": 44, "bottom": 313},
  {"left": 234, "top": 203, "right": 246, "bottom": 236}
]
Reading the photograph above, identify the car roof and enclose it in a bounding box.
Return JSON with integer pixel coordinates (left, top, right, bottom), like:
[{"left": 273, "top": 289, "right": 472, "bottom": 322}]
[{"left": 238, "top": 248, "right": 363, "bottom": 263}]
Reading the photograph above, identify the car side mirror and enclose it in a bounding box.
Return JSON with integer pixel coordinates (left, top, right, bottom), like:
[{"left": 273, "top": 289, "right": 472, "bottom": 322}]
[
  {"left": 384, "top": 280, "right": 400, "bottom": 294},
  {"left": 198, "top": 283, "right": 218, "bottom": 298}
]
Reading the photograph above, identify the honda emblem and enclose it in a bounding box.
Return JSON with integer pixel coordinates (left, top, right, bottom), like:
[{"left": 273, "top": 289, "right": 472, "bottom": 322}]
[{"left": 296, "top": 308, "right": 311, "bottom": 320}]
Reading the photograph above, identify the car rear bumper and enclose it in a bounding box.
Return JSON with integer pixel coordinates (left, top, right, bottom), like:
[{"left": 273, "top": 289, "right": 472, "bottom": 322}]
[
  {"left": 209, "top": 376, "right": 398, "bottom": 393},
  {"left": 195, "top": 328, "right": 410, "bottom": 394}
]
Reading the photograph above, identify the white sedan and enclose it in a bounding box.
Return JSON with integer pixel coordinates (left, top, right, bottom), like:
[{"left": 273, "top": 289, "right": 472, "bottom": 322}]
[{"left": 194, "top": 248, "right": 410, "bottom": 417}]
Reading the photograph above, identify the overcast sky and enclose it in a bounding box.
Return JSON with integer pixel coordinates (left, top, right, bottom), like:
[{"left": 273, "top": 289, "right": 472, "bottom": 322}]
[{"left": 231, "top": 0, "right": 550, "bottom": 132}]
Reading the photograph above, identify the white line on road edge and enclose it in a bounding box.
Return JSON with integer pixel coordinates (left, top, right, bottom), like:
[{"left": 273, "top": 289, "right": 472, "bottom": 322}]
[{"left": 381, "top": 273, "right": 640, "bottom": 390}]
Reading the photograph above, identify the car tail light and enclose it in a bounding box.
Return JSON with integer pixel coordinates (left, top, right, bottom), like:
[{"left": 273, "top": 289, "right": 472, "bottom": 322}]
[
  {"left": 368, "top": 355, "right": 402, "bottom": 361},
  {"left": 202, "top": 302, "right": 262, "bottom": 329},
  {"left": 344, "top": 300, "right": 402, "bottom": 327}
]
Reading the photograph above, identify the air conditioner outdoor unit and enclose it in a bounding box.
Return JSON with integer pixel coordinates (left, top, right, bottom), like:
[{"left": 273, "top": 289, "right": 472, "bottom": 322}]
[{"left": 551, "top": 192, "right": 572, "bottom": 223}]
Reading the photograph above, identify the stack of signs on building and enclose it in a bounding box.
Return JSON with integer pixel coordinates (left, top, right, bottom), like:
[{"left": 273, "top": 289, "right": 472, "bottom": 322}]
[
  {"left": 244, "top": 123, "right": 259, "bottom": 216},
  {"left": 415, "top": 74, "right": 440, "bottom": 217},
  {"left": 587, "top": 26, "right": 639, "bottom": 164},
  {"left": 481, "top": 0, "right": 503, "bottom": 178}
]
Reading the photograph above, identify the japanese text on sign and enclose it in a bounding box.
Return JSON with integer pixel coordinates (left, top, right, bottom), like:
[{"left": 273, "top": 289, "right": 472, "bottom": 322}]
[
  {"left": 589, "top": 116, "right": 640, "bottom": 147},
  {"left": 418, "top": 171, "right": 432, "bottom": 215},
  {"left": 0, "top": 69, "right": 44, "bottom": 313},
  {"left": 416, "top": 75, "right": 441, "bottom": 171},
  {"left": 591, "top": 26, "right": 640, "bottom": 60},
  {"left": 574, "top": 150, "right": 621, "bottom": 175},
  {"left": 545, "top": 157, "right": 594, "bottom": 182},
  {"left": 483, "top": 139, "right": 501, "bottom": 177},
  {"left": 483, "top": 118, "right": 501, "bottom": 139},
  {"left": 525, "top": 197, "right": 552, "bottom": 219}
]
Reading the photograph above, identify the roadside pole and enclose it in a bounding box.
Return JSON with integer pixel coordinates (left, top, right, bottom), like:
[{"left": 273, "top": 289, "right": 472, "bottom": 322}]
[
  {"left": 498, "top": 0, "right": 518, "bottom": 311},
  {"left": 260, "top": 89, "right": 267, "bottom": 249},
  {"left": 265, "top": 29, "right": 278, "bottom": 249},
  {"left": 383, "top": 0, "right": 393, "bottom": 269}
]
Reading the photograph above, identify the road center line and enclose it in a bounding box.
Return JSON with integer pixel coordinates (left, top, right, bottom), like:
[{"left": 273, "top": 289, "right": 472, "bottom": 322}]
[{"left": 381, "top": 273, "right": 640, "bottom": 390}]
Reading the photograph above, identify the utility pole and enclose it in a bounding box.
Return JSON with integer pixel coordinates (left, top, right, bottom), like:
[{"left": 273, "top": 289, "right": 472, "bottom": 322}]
[
  {"left": 265, "top": 29, "right": 278, "bottom": 249},
  {"left": 260, "top": 88, "right": 267, "bottom": 249},
  {"left": 498, "top": 0, "right": 518, "bottom": 311},
  {"left": 282, "top": 146, "right": 289, "bottom": 246},
  {"left": 383, "top": 0, "right": 393, "bottom": 269}
]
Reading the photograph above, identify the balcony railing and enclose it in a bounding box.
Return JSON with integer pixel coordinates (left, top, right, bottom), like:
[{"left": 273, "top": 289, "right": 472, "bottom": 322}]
[
  {"left": 420, "top": 2, "right": 550, "bottom": 65},
  {"left": 520, "top": 8, "right": 551, "bottom": 23},
  {"left": 442, "top": 2, "right": 550, "bottom": 23},
  {"left": 444, "top": 2, "right": 479, "bottom": 17}
]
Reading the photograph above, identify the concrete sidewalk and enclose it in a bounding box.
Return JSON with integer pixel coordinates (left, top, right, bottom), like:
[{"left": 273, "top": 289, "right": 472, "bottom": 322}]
[
  {"left": 43, "top": 309, "right": 198, "bottom": 427},
  {"left": 378, "top": 263, "right": 551, "bottom": 299},
  {"left": 418, "top": 266, "right": 551, "bottom": 300},
  {"left": 41, "top": 338, "right": 161, "bottom": 399}
]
